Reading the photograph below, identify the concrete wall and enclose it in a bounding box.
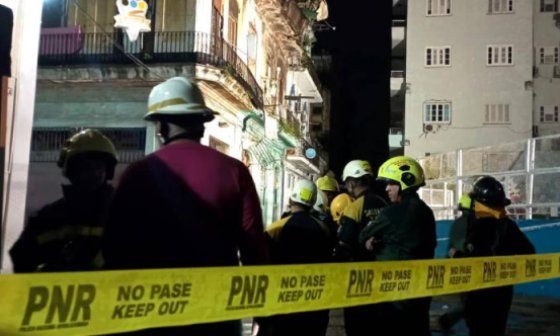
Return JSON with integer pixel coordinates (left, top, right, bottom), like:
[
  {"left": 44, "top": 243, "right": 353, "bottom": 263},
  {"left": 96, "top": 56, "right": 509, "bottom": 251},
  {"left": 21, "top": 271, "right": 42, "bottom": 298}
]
[
  {"left": 34, "top": 83, "right": 150, "bottom": 128},
  {"left": 156, "top": 0, "right": 197, "bottom": 32},
  {"left": 404, "top": 0, "right": 534, "bottom": 159},
  {"left": 533, "top": 1, "right": 560, "bottom": 136}
]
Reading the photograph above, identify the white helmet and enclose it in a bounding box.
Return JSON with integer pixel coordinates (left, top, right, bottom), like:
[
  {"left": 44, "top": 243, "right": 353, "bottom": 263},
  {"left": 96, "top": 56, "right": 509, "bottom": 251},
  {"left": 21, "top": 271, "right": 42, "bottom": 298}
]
[
  {"left": 145, "top": 77, "right": 216, "bottom": 121},
  {"left": 290, "top": 179, "right": 317, "bottom": 207},
  {"left": 313, "top": 190, "right": 329, "bottom": 214},
  {"left": 342, "top": 160, "right": 373, "bottom": 182}
]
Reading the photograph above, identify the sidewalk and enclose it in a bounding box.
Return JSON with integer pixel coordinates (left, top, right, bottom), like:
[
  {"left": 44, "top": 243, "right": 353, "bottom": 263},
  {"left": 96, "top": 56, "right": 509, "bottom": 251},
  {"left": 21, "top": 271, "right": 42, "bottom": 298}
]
[{"left": 243, "top": 295, "right": 560, "bottom": 335}]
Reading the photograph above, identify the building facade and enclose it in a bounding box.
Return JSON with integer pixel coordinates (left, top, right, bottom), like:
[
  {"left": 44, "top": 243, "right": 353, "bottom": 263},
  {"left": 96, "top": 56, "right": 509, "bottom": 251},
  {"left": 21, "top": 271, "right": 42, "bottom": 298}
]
[
  {"left": 30, "top": 0, "right": 330, "bottom": 225},
  {"left": 404, "top": 0, "right": 560, "bottom": 159}
]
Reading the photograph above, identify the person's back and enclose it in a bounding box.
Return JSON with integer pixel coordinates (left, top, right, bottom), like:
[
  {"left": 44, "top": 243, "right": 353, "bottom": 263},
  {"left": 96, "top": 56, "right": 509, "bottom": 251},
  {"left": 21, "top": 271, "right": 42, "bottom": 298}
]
[
  {"left": 102, "top": 77, "right": 267, "bottom": 336},
  {"left": 267, "top": 211, "right": 332, "bottom": 265},
  {"left": 263, "top": 180, "right": 331, "bottom": 336},
  {"left": 103, "top": 142, "right": 266, "bottom": 269}
]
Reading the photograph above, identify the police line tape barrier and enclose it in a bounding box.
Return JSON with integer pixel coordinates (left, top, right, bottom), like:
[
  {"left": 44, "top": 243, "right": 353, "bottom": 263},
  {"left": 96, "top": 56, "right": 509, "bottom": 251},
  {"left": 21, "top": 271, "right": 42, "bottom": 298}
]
[{"left": 1, "top": 253, "right": 559, "bottom": 335}]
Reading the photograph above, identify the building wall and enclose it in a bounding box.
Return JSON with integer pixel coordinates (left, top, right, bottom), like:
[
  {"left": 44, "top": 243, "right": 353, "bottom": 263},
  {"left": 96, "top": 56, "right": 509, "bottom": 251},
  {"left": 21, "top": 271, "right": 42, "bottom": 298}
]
[
  {"left": 404, "top": 0, "right": 533, "bottom": 158},
  {"left": 533, "top": 0, "right": 560, "bottom": 136},
  {"left": 34, "top": 83, "right": 149, "bottom": 128},
  {"left": 156, "top": 0, "right": 197, "bottom": 32}
]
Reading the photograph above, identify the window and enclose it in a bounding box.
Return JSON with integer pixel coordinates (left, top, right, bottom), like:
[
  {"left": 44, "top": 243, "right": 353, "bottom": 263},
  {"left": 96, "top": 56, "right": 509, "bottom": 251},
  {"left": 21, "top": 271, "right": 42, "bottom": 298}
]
[
  {"left": 540, "top": 0, "right": 558, "bottom": 12},
  {"left": 426, "top": 47, "right": 451, "bottom": 67},
  {"left": 247, "top": 23, "right": 258, "bottom": 73},
  {"left": 427, "top": 0, "right": 451, "bottom": 16},
  {"left": 487, "top": 45, "right": 514, "bottom": 66},
  {"left": 424, "top": 101, "right": 452, "bottom": 124},
  {"left": 228, "top": 0, "right": 239, "bottom": 47},
  {"left": 485, "top": 104, "right": 511, "bottom": 124},
  {"left": 539, "top": 47, "right": 559, "bottom": 64},
  {"left": 540, "top": 106, "right": 559, "bottom": 123},
  {"left": 488, "top": 0, "right": 514, "bottom": 13}
]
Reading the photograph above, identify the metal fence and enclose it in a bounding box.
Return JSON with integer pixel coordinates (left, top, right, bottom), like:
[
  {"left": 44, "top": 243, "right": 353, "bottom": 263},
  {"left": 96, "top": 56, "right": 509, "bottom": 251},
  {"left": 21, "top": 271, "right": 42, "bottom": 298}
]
[
  {"left": 38, "top": 30, "right": 263, "bottom": 108},
  {"left": 30, "top": 127, "right": 146, "bottom": 164},
  {"left": 418, "top": 134, "right": 560, "bottom": 220}
]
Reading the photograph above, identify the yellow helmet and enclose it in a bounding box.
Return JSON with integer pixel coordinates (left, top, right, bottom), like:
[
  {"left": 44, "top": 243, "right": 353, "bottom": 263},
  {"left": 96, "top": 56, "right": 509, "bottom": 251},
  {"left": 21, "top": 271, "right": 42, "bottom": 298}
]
[
  {"left": 342, "top": 160, "right": 373, "bottom": 182},
  {"left": 316, "top": 175, "right": 339, "bottom": 192},
  {"left": 330, "top": 193, "right": 353, "bottom": 224},
  {"left": 377, "top": 156, "right": 425, "bottom": 191},
  {"left": 458, "top": 194, "right": 473, "bottom": 210},
  {"left": 58, "top": 129, "right": 118, "bottom": 179}
]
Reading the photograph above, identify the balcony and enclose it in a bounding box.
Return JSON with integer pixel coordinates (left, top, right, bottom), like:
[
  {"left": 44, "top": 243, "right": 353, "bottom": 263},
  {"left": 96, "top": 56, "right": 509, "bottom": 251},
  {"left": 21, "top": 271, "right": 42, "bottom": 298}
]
[
  {"left": 38, "top": 29, "right": 263, "bottom": 108},
  {"left": 255, "top": 0, "right": 308, "bottom": 54}
]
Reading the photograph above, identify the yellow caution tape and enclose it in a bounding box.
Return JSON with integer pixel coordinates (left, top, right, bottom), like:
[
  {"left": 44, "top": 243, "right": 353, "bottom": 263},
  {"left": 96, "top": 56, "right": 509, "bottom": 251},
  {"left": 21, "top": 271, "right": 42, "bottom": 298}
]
[{"left": 0, "top": 253, "right": 559, "bottom": 335}]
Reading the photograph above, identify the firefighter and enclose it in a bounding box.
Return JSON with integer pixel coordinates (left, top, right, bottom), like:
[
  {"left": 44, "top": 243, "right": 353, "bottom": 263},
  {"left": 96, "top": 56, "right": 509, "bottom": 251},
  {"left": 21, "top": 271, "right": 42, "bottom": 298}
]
[
  {"left": 461, "top": 176, "right": 535, "bottom": 336},
  {"left": 10, "top": 129, "right": 117, "bottom": 272},
  {"left": 330, "top": 193, "right": 353, "bottom": 226},
  {"left": 337, "top": 160, "right": 387, "bottom": 336},
  {"left": 438, "top": 194, "right": 474, "bottom": 331},
  {"left": 359, "top": 156, "right": 436, "bottom": 336},
  {"left": 264, "top": 179, "right": 332, "bottom": 336},
  {"left": 102, "top": 77, "right": 268, "bottom": 336},
  {"left": 316, "top": 175, "right": 339, "bottom": 206}
]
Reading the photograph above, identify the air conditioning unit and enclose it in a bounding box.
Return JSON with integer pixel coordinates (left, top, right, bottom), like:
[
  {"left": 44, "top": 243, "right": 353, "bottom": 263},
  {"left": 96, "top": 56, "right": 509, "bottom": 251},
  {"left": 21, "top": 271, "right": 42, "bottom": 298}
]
[
  {"left": 533, "top": 66, "right": 540, "bottom": 77},
  {"left": 554, "top": 65, "right": 560, "bottom": 78},
  {"left": 423, "top": 124, "right": 434, "bottom": 133}
]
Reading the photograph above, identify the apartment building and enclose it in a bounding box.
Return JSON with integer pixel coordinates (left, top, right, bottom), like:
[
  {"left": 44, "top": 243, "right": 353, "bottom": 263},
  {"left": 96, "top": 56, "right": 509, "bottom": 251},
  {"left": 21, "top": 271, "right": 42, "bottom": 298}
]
[{"left": 404, "top": 0, "right": 560, "bottom": 158}]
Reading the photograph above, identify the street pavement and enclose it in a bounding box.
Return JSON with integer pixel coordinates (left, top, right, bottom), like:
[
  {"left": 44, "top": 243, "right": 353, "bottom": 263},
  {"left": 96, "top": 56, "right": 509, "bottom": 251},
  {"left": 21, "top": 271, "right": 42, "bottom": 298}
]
[{"left": 243, "top": 295, "right": 560, "bottom": 335}]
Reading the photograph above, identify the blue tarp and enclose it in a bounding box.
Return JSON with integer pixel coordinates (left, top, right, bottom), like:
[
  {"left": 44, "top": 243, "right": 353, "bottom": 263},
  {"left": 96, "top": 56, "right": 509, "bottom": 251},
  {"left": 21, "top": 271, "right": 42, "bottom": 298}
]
[{"left": 436, "top": 219, "right": 560, "bottom": 297}]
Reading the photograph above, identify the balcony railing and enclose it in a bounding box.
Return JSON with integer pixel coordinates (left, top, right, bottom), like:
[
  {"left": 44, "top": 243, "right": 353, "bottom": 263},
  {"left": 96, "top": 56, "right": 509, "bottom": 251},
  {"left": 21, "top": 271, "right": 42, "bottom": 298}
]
[{"left": 39, "top": 30, "right": 263, "bottom": 108}]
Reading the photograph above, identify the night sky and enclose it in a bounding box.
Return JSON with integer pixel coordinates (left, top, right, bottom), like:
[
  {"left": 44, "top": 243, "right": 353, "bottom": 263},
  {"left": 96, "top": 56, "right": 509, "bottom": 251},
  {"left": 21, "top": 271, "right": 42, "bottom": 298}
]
[{"left": 315, "top": 0, "right": 392, "bottom": 176}]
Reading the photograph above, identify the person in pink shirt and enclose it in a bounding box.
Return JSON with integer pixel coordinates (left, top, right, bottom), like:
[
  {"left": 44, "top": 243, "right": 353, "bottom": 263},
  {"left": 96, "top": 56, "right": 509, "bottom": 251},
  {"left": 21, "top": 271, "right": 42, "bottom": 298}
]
[{"left": 102, "top": 77, "right": 269, "bottom": 335}]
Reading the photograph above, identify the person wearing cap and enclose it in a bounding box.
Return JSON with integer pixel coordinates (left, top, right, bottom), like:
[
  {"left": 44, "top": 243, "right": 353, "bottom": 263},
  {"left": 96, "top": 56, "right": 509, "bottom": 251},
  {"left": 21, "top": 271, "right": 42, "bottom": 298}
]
[
  {"left": 102, "top": 77, "right": 268, "bottom": 335},
  {"left": 359, "top": 156, "right": 436, "bottom": 336},
  {"left": 337, "top": 160, "right": 387, "bottom": 336},
  {"left": 10, "top": 129, "right": 117, "bottom": 272},
  {"left": 263, "top": 179, "right": 332, "bottom": 336},
  {"left": 460, "top": 176, "right": 534, "bottom": 336}
]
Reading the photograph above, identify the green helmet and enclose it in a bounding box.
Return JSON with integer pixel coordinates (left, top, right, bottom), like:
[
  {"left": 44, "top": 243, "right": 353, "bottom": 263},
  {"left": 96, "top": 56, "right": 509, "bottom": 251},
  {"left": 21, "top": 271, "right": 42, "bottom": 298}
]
[{"left": 58, "top": 129, "right": 118, "bottom": 179}]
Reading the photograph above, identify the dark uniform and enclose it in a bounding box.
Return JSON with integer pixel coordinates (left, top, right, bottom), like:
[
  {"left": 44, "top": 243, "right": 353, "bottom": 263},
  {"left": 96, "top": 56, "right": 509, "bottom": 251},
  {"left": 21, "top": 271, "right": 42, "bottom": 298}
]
[
  {"left": 359, "top": 192, "right": 436, "bottom": 336},
  {"left": 10, "top": 184, "right": 113, "bottom": 272},
  {"left": 438, "top": 207, "right": 474, "bottom": 330},
  {"left": 337, "top": 191, "right": 387, "bottom": 260},
  {"left": 448, "top": 209, "right": 472, "bottom": 256},
  {"left": 337, "top": 191, "right": 387, "bottom": 336},
  {"left": 265, "top": 211, "right": 333, "bottom": 336},
  {"left": 461, "top": 215, "right": 535, "bottom": 336}
]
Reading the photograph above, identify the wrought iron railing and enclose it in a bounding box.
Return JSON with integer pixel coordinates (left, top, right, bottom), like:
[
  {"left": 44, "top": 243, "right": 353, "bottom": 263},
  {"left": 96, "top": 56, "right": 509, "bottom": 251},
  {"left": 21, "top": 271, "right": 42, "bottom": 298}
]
[
  {"left": 38, "top": 30, "right": 263, "bottom": 108},
  {"left": 30, "top": 127, "right": 146, "bottom": 164}
]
